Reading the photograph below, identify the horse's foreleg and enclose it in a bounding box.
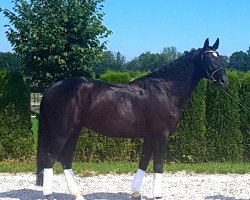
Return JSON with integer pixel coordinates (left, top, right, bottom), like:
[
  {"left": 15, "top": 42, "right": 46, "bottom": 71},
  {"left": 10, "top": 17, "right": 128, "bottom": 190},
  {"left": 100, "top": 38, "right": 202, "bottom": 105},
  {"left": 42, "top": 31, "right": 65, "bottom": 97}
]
[
  {"left": 131, "top": 138, "right": 153, "bottom": 198},
  {"left": 43, "top": 168, "right": 53, "bottom": 197},
  {"left": 152, "top": 137, "right": 167, "bottom": 199}
]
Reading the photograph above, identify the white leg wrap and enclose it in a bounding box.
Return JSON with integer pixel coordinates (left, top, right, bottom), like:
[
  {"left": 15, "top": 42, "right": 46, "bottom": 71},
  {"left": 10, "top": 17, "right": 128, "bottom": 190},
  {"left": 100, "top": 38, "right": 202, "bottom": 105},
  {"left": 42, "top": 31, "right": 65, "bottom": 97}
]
[
  {"left": 132, "top": 169, "right": 145, "bottom": 193},
  {"left": 43, "top": 168, "right": 53, "bottom": 196},
  {"left": 153, "top": 173, "right": 163, "bottom": 198},
  {"left": 64, "top": 169, "right": 81, "bottom": 196}
]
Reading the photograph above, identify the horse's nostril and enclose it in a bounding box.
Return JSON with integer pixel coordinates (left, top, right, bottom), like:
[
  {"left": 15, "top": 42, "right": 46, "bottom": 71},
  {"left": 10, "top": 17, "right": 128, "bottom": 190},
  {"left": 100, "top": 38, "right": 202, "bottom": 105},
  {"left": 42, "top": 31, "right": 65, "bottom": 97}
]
[{"left": 220, "top": 77, "right": 228, "bottom": 86}]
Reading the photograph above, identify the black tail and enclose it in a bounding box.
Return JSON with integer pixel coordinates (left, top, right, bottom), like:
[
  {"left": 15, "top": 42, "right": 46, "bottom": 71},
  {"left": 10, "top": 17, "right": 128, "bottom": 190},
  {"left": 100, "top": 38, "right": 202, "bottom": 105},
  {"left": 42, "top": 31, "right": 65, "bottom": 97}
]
[{"left": 36, "top": 97, "right": 50, "bottom": 186}]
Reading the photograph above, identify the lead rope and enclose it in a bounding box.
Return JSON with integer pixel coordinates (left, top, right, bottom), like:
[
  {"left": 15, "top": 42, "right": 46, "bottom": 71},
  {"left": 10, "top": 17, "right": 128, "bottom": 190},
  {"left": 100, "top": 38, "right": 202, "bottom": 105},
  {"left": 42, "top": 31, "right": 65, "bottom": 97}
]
[{"left": 221, "top": 87, "right": 250, "bottom": 112}]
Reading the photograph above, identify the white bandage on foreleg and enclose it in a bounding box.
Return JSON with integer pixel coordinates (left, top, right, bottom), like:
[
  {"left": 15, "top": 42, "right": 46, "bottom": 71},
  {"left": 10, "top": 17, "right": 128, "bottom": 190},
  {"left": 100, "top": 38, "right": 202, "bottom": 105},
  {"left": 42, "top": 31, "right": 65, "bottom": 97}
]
[
  {"left": 64, "top": 169, "right": 81, "bottom": 196},
  {"left": 132, "top": 169, "right": 145, "bottom": 192},
  {"left": 153, "top": 173, "right": 163, "bottom": 198},
  {"left": 43, "top": 168, "right": 53, "bottom": 196}
]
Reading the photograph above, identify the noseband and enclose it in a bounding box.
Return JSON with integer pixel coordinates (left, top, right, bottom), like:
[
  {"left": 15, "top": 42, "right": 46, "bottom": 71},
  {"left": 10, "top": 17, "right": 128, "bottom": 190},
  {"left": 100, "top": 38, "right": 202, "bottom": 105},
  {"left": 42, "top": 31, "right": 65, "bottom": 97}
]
[{"left": 201, "top": 50, "right": 223, "bottom": 83}]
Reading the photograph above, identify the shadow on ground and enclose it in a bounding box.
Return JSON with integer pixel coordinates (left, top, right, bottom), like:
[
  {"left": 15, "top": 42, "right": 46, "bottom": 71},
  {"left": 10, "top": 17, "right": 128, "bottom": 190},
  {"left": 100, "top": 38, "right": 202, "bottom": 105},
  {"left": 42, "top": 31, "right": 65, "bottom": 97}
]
[
  {"left": 205, "top": 194, "right": 250, "bottom": 200},
  {"left": 0, "top": 189, "right": 75, "bottom": 200},
  {"left": 0, "top": 189, "right": 154, "bottom": 200}
]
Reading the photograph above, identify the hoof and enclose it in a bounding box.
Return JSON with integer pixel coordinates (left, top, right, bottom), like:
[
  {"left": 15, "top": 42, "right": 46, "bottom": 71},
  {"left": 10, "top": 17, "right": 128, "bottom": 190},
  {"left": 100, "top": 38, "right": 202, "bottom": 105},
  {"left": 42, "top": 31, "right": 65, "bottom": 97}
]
[
  {"left": 155, "top": 197, "right": 162, "bottom": 199},
  {"left": 36, "top": 173, "right": 44, "bottom": 186},
  {"left": 44, "top": 194, "right": 54, "bottom": 200},
  {"left": 131, "top": 196, "right": 141, "bottom": 200},
  {"left": 131, "top": 192, "right": 141, "bottom": 200},
  {"left": 73, "top": 194, "right": 85, "bottom": 200}
]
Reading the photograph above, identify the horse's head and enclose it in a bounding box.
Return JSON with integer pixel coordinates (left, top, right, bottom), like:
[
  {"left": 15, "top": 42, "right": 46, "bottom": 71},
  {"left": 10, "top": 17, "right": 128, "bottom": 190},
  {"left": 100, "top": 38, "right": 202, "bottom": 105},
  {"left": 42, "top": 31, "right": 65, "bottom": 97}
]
[{"left": 200, "top": 38, "right": 228, "bottom": 86}]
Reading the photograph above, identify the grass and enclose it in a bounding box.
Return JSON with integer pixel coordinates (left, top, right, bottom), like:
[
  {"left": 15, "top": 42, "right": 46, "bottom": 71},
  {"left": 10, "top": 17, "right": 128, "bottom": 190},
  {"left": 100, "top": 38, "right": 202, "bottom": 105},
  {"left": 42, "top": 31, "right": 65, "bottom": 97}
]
[
  {"left": 13, "top": 118, "right": 246, "bottom": 176},
  {"left": 165, "top": 162, "right": 250, "bottom": 174},
  {"left": 0, "top": 162, "right": 249, "bottom": 176},
  {"left": 31, "top": 117, "right": 38, "bottom": 147}
]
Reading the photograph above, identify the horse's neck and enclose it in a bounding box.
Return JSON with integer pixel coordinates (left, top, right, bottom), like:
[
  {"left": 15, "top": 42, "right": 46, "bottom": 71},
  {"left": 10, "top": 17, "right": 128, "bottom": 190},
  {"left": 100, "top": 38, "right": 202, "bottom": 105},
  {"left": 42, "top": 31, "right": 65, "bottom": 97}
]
[
  {"left": 173, "top": 70, "right": 200, "bottom": 107},
  {"left": 151, "top": 56, "right": 202, "bottom": 108},
  {"left": 165, "top": 60, "right": 202, "bottom": 108}
]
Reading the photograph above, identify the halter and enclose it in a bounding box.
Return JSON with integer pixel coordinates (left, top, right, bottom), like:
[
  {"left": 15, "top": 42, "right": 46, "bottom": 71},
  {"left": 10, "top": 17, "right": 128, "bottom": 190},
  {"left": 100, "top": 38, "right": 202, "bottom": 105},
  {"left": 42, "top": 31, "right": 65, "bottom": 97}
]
[
  {"left": 206, "top": 67, "right": 223, "bottom": 83},
  {"left": 201, "top": 50, "right": 223, "bottom": 83},
  {"left": 201, "top": 50, "right": 218, "bottom": 62}
]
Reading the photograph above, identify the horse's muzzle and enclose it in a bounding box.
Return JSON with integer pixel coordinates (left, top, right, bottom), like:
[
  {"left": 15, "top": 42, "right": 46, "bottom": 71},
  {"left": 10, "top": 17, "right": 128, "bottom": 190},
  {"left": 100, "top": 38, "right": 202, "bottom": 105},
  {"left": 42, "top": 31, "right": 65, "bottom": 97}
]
[{"left": 219, "top": 76, "right": 228, "bottom": 87}]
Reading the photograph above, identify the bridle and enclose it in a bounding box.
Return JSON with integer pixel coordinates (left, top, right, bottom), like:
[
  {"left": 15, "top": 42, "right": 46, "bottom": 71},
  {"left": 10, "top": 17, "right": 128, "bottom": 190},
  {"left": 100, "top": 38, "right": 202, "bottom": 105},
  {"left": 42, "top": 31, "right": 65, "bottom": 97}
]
[{"left": 201, "top": 50, "right": 224, "bottom": 83}]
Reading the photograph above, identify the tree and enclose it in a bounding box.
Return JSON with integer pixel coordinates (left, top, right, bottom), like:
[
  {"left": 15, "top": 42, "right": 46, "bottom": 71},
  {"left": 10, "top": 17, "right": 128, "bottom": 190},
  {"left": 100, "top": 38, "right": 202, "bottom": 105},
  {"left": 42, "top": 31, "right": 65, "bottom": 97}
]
[
  {"left": 115, "top": 52, "right": 126, "bottom": 71},
  {"left": 93, "top": 51, "right": 115, "bottom": 78},
  {"left": 2, "top": 0, "right": 111, "bottom": 91},
  {"left": 0, "top": 52, "right": 20, "bottom": 71},
  {"left": 229, "top": 51, "right": 250, "bottom": 71},
  {"left": 125, "top": 46, "right": 181, "bottom": 72},
  {"left": 93, "top": 51, "right": 126, "bottom": 78},
  {"left": 161, "top": 46, "right": 182, "bottom": 65}
]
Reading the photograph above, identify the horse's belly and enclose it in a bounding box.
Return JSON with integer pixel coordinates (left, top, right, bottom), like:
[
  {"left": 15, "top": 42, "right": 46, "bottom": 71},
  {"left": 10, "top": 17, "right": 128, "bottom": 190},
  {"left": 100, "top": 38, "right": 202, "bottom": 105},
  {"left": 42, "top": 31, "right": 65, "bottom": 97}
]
[{"left": 85, "top": 119, "right": 142, "bottom": 138}]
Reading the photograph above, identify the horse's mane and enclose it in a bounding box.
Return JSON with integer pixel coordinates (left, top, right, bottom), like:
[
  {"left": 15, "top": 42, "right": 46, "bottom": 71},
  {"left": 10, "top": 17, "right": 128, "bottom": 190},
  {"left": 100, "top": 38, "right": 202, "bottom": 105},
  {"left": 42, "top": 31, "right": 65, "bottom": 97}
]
[{"left": 133, "top": 48, "right": 202, "bottom": 82}]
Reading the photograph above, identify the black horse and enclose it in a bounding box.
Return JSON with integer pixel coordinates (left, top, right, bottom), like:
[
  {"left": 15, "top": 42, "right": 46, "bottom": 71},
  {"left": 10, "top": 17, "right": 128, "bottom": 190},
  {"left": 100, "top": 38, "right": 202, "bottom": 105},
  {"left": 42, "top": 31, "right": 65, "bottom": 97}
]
[{"left": 36, "top": 38, "right": 228, "bottom": 200}]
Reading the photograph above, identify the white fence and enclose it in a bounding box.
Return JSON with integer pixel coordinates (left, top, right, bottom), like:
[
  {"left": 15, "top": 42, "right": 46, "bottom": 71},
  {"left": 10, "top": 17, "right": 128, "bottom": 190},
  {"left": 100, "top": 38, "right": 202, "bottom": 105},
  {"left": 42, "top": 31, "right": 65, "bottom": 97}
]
[{"left": 31, "top": 93, "right": 42, "bottom": 112}]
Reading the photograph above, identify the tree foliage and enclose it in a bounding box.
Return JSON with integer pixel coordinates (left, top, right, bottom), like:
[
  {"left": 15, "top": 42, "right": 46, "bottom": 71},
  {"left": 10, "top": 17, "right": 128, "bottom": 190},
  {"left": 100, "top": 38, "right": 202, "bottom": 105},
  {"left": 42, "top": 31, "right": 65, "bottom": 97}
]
[
  {"left": 93, "top": 51, "right": 126, "bottom": 78},
  {"left": 0, "top": 52, "right": 20, "bottom": 71},
  {"left": 125, "top": 46, "right": 182, "bottom": 72},
  {"left": 229, "top": 51, "right": 250, "bottom": 71},
  {"left": 2, "top": 0, "right": 111, "bottom": 91}
]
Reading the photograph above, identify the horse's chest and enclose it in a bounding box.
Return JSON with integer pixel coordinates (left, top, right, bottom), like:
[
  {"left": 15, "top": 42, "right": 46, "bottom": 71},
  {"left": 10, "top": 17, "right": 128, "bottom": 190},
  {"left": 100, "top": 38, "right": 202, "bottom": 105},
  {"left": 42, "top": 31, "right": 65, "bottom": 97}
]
[{"left": 146, "top": 103, "right": 180, "bottom": 133}]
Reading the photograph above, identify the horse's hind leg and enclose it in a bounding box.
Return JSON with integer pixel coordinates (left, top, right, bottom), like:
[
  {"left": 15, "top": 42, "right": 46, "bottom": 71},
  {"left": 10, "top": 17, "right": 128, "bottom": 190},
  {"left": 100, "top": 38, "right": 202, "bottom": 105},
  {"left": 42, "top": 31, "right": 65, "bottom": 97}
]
[
  {"left": 42, "top": 133, "right": 68, "bottom": 197},
  {"left": 58, "top": 129, "right": 85, "bottom": 200}
]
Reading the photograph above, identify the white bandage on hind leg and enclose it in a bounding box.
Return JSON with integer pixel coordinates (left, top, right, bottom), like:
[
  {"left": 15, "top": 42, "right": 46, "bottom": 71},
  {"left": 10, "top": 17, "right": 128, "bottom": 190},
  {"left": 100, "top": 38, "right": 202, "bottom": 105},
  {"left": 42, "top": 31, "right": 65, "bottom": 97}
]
[
  {"left": 43, "top": 168, "right": 53, "bottom": 196},
  {"left": 132, "top": 169, "right": 145, "bottom": 193},
  {"left": 153, "top": 173, "right": 163, "bottom": 198},
  {"left": 64, "top": 169, "right": 81, "bottom": 196}
]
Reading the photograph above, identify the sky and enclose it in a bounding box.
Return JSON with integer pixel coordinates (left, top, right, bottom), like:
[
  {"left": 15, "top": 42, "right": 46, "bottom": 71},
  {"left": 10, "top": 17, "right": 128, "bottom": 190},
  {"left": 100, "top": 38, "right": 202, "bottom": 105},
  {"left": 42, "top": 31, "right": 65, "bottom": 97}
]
[{"left": 1, "top": 0, "right": 250, "bottom": 61}]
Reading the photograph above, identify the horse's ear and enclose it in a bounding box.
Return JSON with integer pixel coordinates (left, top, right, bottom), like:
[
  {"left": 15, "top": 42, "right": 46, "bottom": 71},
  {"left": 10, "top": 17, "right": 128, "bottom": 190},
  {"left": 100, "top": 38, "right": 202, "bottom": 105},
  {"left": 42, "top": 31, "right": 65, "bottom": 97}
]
[
  {"left": 212, "top": 38, "right": 219, "bottom": 50},
  {"left": 203, "top": 38, "right": 209, "bottom": 48}
]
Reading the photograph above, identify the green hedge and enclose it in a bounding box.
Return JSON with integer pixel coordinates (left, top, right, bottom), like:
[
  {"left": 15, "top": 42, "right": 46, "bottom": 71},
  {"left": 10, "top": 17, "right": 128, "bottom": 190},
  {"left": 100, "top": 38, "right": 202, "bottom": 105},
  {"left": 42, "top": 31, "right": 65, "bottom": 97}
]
[
  {"left": 75, "top": 130, "right": 142, "bottom": 162},
  {"left": 239, "top": 71, "right": 250, "bottom": 160},
  {"left": 205, "top": 71, "right": 243, "bottom": 162},
  {"left": 0, "top": 70, "right": 31, "bottom": 123},
  {"left": 168, "top": 80, "right": 207, "bottom": 162},
  {"left": 0, "top": 70, "right": 34, "bottom": 161},
  {"left": 100, "top": 70, "right": 132, "bottom": 84},
  {"left": 0, "top": 105, "right": 34, "bottom": 160}
]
